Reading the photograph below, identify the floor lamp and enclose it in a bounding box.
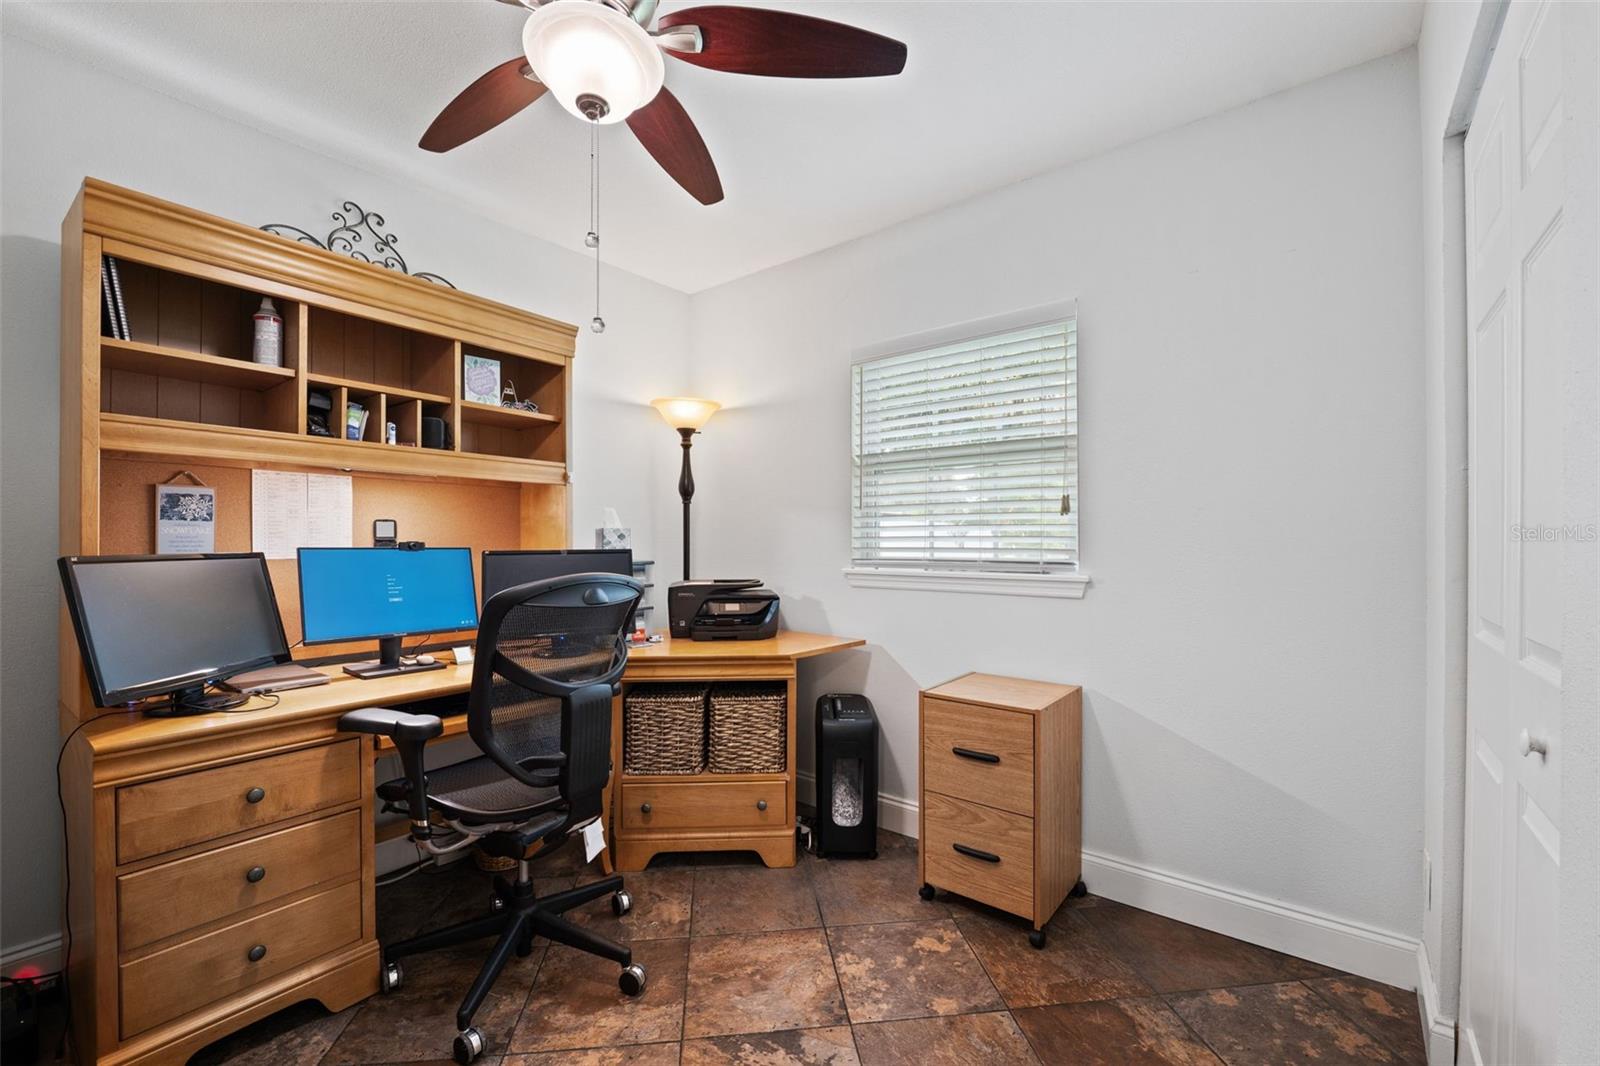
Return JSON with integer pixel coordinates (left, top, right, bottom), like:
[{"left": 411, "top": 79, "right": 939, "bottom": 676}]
[{"left": 650, "top": 397, "right": 720, "bottom": 580}]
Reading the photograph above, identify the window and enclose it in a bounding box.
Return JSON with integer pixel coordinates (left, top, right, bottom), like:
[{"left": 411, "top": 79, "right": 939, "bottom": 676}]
[{"left": 848, "top": 310, "right": 1085, "bottom": 597}]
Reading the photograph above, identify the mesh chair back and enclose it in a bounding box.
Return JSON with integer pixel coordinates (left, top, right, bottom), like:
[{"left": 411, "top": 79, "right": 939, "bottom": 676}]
[{"left": 468, "top": 574, "right": 642, "bottom": 807}]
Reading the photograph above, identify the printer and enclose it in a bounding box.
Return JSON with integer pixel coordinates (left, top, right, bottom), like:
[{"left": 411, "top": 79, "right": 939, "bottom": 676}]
[{"left": 668, "top": 579, "right": 780, "bottom": 640}]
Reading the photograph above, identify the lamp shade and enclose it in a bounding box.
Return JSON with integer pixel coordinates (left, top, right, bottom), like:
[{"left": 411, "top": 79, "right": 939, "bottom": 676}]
[
  {"left": 651, "top": 396, "right": 720, "bottom": 431},
  {"left": 522, "top": 0, "right": 665, "bottom": 124}
]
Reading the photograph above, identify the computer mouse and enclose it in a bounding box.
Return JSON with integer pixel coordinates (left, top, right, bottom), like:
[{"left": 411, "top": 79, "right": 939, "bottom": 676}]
[{"left": 415, "top": 654, "right": 437, "bottom": 665}]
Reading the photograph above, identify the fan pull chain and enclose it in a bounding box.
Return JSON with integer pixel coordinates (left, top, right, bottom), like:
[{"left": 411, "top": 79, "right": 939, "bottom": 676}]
[{"left": 586, "top": 119, "right": 605, "bottom": 334}]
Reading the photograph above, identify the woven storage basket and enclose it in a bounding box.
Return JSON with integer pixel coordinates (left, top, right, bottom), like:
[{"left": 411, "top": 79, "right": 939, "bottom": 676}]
[
  {"left": 624, "top": 684, "right": 707, "bottom": 775},
  {"left": 708, "top": 685, "right": 787, "bottom": 774}
]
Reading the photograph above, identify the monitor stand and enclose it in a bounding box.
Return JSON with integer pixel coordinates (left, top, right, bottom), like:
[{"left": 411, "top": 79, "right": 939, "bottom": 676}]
[
  {"left": 145, "top": 683, "right": 250, "bottom": 718},
  {"left": 343, "top": 635, "right": 447, "bottom": 680}
]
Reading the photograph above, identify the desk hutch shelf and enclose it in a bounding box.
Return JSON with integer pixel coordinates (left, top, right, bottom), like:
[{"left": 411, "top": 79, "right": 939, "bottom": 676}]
[{"left": 57, "top": 178, "right": 578, "bottom": 1065}]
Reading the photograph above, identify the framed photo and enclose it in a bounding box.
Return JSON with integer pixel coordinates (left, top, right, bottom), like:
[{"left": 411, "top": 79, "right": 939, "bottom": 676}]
[
  {"left": 155, "top": 483, "right": 217, "bottom": 553},
  {"left": 463, "top": 354, "right": 501, "bottom": 406}
]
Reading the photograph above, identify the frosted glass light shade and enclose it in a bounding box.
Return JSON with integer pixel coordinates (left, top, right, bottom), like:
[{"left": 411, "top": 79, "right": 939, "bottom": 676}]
[
  {"left": 522, "top": 1, "right": 665, "bottom": 125},
  {"left": 651, "top": 397, "right": 720, "bottom": 431}
]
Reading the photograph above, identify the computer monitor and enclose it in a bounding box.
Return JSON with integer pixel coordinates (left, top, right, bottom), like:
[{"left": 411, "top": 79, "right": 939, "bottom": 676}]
[
  {"left": 57, "top": 553, "right": 291, "bottom": 715},
  {"left": 297, "top": 546, "right": 478, "bottom": 679},
  {"left": 481, "top": 548, "right": 634, "bottom": 605}
]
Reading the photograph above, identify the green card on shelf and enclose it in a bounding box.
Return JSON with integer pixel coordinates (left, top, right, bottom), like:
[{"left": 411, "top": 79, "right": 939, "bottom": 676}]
[{"left": 463, "top": 354, "right": 501, "bottom": 406}]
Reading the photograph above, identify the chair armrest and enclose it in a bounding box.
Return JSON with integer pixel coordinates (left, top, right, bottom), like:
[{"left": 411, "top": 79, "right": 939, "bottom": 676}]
[{"left": 339, "top": 707, "right": 444, "bottom": 743}]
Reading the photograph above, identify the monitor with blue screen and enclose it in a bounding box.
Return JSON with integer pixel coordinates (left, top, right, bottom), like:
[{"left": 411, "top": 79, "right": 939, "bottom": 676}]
[{"left": 297, "top": 546, "right": 478, "bottom": 679}]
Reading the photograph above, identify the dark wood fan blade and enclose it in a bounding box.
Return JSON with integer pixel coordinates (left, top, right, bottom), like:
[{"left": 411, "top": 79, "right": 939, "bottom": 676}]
[
  {"left": 419, "top": 56, "right": 548, "bottom": 152},
  {"left": 627, "top": 87, "right": 724, "bottom": 205},
  {"left": 657, "top": 6, "right": 906, "bottom": 78}
]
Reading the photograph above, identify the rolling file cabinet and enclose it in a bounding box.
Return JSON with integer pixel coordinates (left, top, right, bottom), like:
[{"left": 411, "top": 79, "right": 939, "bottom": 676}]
[{"left": 917, "top": 672, "right": 1084, "bottom": 948}]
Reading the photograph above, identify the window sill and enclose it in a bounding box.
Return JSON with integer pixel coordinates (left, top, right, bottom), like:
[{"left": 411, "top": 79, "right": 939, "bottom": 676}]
[{"left": 842, "top": 567, "right": 1091, "bottom": 599}]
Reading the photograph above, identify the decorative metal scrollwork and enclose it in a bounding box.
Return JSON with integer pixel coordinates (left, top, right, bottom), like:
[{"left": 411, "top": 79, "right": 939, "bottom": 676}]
[{"left": 261, "top": 201, "right": 456, "bottom": 288}]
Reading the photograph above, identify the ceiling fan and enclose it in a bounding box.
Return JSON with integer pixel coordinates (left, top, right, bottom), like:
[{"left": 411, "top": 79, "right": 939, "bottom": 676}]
[{"left": 419, "top": 0, "right": 909, "bottom": 205}]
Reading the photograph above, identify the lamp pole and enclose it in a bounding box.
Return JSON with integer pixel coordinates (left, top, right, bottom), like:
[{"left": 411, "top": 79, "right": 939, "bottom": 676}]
[{"left": 678, "top": 427, "right": 696, "bottom": 580}]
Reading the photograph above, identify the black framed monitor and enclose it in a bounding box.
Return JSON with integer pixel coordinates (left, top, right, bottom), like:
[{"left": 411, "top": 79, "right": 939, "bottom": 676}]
[
  {"left": 297, "top": 546, "right": 479, "bottom": 679},
  {"left": 57, "top": 553, "right": 291, "bottom": 716},
  {"left": 480, "top": 548, "right": 634, "bottom": 605}
]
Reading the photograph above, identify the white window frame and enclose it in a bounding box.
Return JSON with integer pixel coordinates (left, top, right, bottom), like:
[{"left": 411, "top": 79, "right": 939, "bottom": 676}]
[{"left": 844, "top": 301, "right": 1089, "bottom": 599}]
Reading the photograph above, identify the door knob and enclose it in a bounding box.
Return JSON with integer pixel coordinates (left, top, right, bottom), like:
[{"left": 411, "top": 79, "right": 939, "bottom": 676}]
[
  {"left": 756, "top": 799, "right": 768, "bottom": 811},
  {"left": 1519, "top": 729, "right": 1550, "bottom": 759}
]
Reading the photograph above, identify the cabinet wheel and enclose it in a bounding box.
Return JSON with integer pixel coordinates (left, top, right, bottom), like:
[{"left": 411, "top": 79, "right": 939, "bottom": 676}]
[
  {"left": 452, "top": 1026, "right": 485, "bottom": 1064},
  {"left": 619, "top": 963, "right": 647, "bottom": 997},
  {"left": 379, "top": 960, "right": 403, "bottom": 994},
  {"left": 1068, "top": 879, "right": 1089, "bottom": 899},
  {"left": 612, "top": 890, "right": 633, "bottom": 917},
  {"left": 1028, "top": 929, "right": 1047, "bottom": 950},
  {"left": 918, "top": 884, "right": 936, "bottom": 901}
]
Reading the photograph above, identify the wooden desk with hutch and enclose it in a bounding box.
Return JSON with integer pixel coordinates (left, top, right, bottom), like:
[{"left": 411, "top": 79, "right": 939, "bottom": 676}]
[{"left": 55, "top": 179, "right": 863, "bottom": 1064}]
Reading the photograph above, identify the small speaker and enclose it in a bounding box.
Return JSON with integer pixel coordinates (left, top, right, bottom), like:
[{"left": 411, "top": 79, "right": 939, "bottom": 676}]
[{"left": 422, "top": 417, "right": 446, "bottom": 450}]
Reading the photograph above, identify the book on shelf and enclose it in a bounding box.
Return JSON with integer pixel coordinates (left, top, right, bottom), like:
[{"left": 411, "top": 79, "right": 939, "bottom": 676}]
[
  {"left": 102, "top": 256, "right": 130, "bottom": 341},
  {"left": 99, "top": 258, "right": 120, "bottom": 341}
]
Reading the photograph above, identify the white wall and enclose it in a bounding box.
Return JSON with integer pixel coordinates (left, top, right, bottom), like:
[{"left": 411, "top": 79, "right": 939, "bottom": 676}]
[
  {"left": 0, "top": 32, "right": 693, "bottom": 962},
  {"left": 687, "top": 51, "right": 1426, "bottom": 970}
]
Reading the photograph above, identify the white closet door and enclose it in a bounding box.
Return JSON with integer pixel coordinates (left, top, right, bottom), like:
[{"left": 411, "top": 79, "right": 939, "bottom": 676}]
[{"left": 1460, "top": 2, "right": 1567, "bottom": 1064}]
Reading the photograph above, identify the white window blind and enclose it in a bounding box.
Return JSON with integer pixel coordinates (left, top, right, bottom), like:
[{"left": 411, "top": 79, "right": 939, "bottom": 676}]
[{"left": 851, "top": 317, "right": 1078, "bottom": 573}]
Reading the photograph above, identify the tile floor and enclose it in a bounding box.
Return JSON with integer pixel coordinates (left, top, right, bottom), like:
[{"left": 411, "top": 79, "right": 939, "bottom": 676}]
[{"left": 170, "top": 830, "right": 1426, "bottom": 1066}]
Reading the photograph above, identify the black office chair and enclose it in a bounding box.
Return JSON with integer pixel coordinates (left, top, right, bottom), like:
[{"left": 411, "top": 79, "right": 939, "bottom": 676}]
[{"left": 339, "top": 573, "right": 645, "bottom": 1065}]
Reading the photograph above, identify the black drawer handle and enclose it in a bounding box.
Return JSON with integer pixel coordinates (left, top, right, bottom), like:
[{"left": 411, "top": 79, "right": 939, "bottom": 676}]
[
  {"left": 247, "top": 944, "right": 267, "bottom": 963},
  {"left": 640, "top": 803, "right": 652, "bottom": 814},
  {"left": 245, "top": 787, "right": 266, "bottom": 804},
  {"left": 953, "top": 843, "right": 1001, "bottom": 863},
  {"left": 756, "top": 800, "right": 768, "bottom": 811},
  {"left": 952, "top": 747, "right": 1000, "bottom": 764},
  {"left": 246, "top": 865, "right": 266, "bottom": 884}
]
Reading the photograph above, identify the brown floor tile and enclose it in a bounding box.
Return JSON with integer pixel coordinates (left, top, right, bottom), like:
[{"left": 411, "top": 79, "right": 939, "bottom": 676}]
[
  {"left": 1168, "top": 982, "right": 1398, "bottom": 1065},
  {"left": 324, "top": 942, "right": 540, "bottom": 1063},
  {"left": 827, "top": 919, "right": 1002, "bottom": 1024},
  {"left": 1082, "top": 901, "right": 1332, "bottom": 992},
  {"left": 807, "top": 848, "right": 950, "bottom": 927},
  {"left": 684, "top": 928, "right": 848, "bottom": 1038},
  {"left": 510, "top": 938, "right": 688, "bottom": 1052},
  {"left": 502, "top": 1043, "right": 681, "bottom": 1065},
  {"left": 850, "top": 1011, "right": 1040, "bottom": 1066},
  {"left": 1012, "top": 997, "right": 1222, "bottom": 1065},
  {"left": 680, "top": 1025, "right": 859, "bottom": 1065},
  {"left": 569, "top": 868, "right": 694, "bottom": 941},
  {"left": 956, "top": 908, "right": 1152, "bottom": 1008},
  {"left": 1305, "top": 975, "right": 1429, "bottom": 1064},
  {"left": 189, "top": 1000, "right": 357, "bottom": 1065},
  {"left": 693, "top": 865, "right": 820, "bottom": 935}
]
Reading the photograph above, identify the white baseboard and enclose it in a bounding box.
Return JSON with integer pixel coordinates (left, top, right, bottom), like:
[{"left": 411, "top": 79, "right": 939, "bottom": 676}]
[
  {"left": 1415, "top": 941, "right": 1459, "bottom": 1065},
  {"left": 1, "top": 932, "right": 63, "bottom": 982},
  {"left": 797, "top": 779, "right": 1420, "bottom": 990}
]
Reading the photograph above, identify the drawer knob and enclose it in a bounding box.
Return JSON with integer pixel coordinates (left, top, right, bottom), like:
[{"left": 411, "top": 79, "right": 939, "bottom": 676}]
[
  {"left": 640, "top": 803, "right": 652, "bottom": 814},
  {"left": 247, "top": 944, "right": 267, "bottom": 963},
  {"left": 756, "top": 799, "right": 768, "bottom": 811},
  {"left": 246, "top": 865, "right": 267, "bottom": 884},
  {"left": 952, "top": 746, "right": 1000, "bottom": 764},
  {"left": 245, "top": 787, "right": 266, "bottom": 804},
  {"left": 952, "top": 842, "right": 1002, "bottom": 864}
]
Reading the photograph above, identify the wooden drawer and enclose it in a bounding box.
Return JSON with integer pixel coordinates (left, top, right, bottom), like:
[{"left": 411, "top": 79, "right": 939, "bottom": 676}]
[
  {"left": 118, "top": 810, "right": 362, "bottom": 951},
  {"left": 923, "top": 791, "right": 1035, "bottom": 919},
  {"left": 621, "top": 780, "right": 787, "bottom": 831},
  {"left": 119, "top": 879, "right": 361, "bottom": 1038},
  {"left": 116, "top": 741, "right": 361, "bottom": 863},
  {"left": 922, "top": 697, "right": 1035, "bottom": 816}
]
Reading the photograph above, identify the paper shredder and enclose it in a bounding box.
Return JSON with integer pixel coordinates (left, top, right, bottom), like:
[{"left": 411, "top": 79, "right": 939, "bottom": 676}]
[{"left": 814, "top": 693, "right": 879, "bottom": 858}]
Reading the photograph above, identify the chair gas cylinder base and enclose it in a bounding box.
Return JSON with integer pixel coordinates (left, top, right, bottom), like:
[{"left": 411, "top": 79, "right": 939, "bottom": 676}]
[{"left": 342, "top": 573, "right": 648, "bottom": 1064}]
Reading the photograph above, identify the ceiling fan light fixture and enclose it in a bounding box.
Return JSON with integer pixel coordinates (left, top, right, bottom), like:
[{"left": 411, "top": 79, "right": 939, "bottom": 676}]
[{"left": 522, "top": 0, "right": 665, "bottom": 124}]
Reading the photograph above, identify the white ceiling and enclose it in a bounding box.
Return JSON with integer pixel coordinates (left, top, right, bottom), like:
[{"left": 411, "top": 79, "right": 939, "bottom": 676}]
[{"left": 5, "top": 0, "right": 1422, "bottom": 293}]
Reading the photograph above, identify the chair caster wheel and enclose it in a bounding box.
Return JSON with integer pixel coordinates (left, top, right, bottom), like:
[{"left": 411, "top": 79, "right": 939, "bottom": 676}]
[
  {"left": 619, "top": 963, "right": 647, "bottom": 997},
  {"left": 919, "top": 884, "right": 936, "bottom": 901},
  {"left": 1068, "top": 879, "right": 1089, "bottom": 899},
  {"left": 452, "top": 1026, "right": 485, "bottom": 1064},
  {"left": 379, "top": 960, "right": 403, "bottom": 993},
  {"left": 1028, "top": 929, "right": 1047, "bottom": 950},
  {"left": 612, "top": 890, "right": 632, "bottom": 917}
]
